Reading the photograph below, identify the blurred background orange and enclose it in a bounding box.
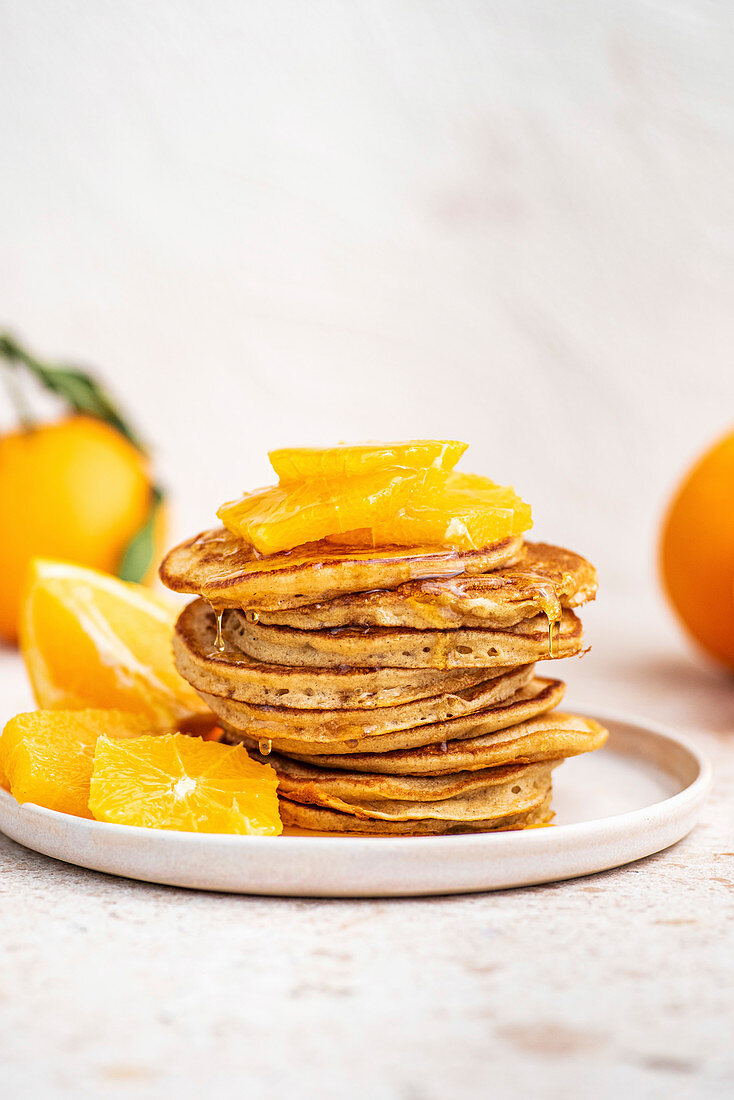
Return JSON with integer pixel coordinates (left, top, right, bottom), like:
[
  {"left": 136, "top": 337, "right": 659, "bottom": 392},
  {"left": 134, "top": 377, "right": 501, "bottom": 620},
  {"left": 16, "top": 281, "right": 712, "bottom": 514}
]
[{"left": 660, "top": 430, "right": 734, "bottom": 672}]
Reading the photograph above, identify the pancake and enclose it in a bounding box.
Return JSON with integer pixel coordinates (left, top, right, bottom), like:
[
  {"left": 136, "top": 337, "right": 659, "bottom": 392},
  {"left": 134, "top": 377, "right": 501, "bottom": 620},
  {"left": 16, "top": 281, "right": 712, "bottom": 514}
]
[
  {"left": 274, "top": 758, "right": 555, "bottom": 820},
  {"left": 278, "top": 793, "right": 553, "bottom": 835},
  {"left": 255, "top": 542, "right": 597, "bottom": 630},
  {"left": 219, "top": 677, "right": 565, "bottom": 754},
  {"left": 260, "top": 753, "right": 554, "bottom": 805},
  {"left": 226, "top": 608, "right": 583, "bottom": 670},
  {"left": 175, "top": 598, "right": 498, "bottom": 710},
  {"left": 279, "top": 710, "right": 608, "bottom": 774},
  {"left": 193, "top": 663, "right": 534, "bottom": 740},
  {"left": 159, "top": 526, "right": 524, "bottom": 611}
]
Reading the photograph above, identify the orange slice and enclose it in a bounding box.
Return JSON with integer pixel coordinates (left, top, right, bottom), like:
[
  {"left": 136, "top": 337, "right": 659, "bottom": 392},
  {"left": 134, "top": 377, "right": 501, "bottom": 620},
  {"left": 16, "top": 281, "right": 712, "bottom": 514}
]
[
  {"left": 241, "top": 469, "right": 533, "bottom": 555},
  {"left": 20, "top": 559, "right": 213, "bottom": 730},
  {"left": 1, "top": 709, "right": 154, "bottom": 817},
  {"left": 269, "top": 439, "right": 467, "bottom": 482},
  {"left": 89, "top": 733, "right": 282, "bottom": 835},
  {"left": 218, "top": 468, "right": 420, "bottom": 555},
  {"left": 375, "top": 471, "right": 532, "bottom": 548}
]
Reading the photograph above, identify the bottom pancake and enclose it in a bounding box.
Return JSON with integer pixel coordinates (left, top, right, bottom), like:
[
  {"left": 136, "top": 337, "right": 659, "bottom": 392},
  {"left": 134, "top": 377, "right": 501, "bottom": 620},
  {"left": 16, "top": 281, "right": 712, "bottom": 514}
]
[{"left": 279, "top": 794, "right": 553, "bottom": 835}]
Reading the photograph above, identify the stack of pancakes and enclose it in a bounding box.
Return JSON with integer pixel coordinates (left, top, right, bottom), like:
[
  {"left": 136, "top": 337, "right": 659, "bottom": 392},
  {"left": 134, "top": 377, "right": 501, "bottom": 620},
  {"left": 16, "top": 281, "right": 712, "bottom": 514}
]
[{"left": 160, "top": 528, "right": 607, "bottom": 834}]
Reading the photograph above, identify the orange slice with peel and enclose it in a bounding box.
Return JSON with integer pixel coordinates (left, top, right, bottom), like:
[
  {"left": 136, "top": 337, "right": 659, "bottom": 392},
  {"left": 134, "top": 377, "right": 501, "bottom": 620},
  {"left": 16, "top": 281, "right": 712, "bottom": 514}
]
[
  {"left": 20, "top": 559, "right": 214, "bottom": 731},
  {"left": 1, "top": 709, "right": 155, "bottom": 818},
  {"left": 269, "top": 439, "right": 467, "bottom": 482},
  {"left": 89, "top": 733, "right": 282, "bottom": 834}
]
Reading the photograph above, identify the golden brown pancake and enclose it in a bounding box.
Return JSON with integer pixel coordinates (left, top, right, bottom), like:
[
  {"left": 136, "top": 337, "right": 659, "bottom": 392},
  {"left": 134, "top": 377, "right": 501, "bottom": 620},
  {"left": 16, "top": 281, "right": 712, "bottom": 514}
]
[
  {"left": 194, "top": 664, "right": 535, "bottom": 740},
  {"left": 219, "top": 677, "right": 565, "bottom": 755},
  {"left": 260, "top": 754, "right": 555, "bottom": 812},
  {"left": 255, "top": 542, "right": 597, "bottom": 630},
  {"left": 174, "top": 598, "right": 500, "bottom": 710},
  {"left": 278, "top": 793, "right": 553, "bottom": 835},
  {"left": 225, "top": 608, "right": 582, "bottom": 670},
  {"left": 159, "top": 526, "right": 524, "bottom": 611},
  {"left": 278, "top": 710, "right": 608, "bottom": 774}
]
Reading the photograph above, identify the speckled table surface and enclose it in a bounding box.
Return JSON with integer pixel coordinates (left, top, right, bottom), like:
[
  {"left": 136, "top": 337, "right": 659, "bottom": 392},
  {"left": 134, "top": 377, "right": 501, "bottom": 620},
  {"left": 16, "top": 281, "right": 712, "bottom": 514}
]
[{"left": 1, "top": 598, "right": 732, "bottom": 1100}]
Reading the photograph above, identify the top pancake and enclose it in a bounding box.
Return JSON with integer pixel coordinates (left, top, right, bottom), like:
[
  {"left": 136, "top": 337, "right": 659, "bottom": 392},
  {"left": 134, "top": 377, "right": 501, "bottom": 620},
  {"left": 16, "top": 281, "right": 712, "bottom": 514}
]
[
  {"left": 254, "top": 542, "right": 597, "bottom": 630},
  {"left": 159, "top": 526, "right": 524, "bottom": 611}
]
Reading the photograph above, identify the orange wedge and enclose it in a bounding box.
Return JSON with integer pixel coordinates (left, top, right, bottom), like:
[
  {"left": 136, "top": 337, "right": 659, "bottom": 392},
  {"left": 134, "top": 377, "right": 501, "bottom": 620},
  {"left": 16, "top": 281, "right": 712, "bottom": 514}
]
[
  {"left": 89, "top": 733, "right": 282, "bottom": 834},
  {"left": 20, "top": 559, "right": 213, "bottom": 730},
  {"left": 1, "top": 709, "right": 154, "bottom": 817},
  {"left": 269, "top": 439, "right": 468, "bottom": 482}
]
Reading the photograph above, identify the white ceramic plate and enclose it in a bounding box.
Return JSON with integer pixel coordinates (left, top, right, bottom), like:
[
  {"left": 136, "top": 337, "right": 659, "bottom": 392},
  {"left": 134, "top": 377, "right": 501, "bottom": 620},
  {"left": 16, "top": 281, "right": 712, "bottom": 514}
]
[{"left": 0, "top": 709, "right": 711, "bottom": 897}]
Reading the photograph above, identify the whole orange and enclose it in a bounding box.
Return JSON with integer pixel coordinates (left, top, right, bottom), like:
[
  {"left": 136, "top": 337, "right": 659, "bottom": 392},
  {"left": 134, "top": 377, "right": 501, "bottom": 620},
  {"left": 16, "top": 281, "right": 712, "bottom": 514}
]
[
  {"left": 660, "top": 429, "right": 734, "bottom": 670},
  {"left": 0, "top": 415, "right": 160, "bottom": 643}
]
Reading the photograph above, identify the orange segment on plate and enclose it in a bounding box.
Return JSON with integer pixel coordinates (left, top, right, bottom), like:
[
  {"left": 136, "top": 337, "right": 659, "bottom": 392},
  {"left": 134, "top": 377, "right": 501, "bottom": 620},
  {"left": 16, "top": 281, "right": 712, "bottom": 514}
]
[
  {"left": 89, "top": 733, "right": 282, "bottom": 835},
  {"left": 269, "top": 439, "right": 468, "bottom": 482},
  {"left": 20, "top": 559, "right": 213, "bottom": 730},
  {"left": 1, "top": 709, "right": 154, "bottom": 818}
]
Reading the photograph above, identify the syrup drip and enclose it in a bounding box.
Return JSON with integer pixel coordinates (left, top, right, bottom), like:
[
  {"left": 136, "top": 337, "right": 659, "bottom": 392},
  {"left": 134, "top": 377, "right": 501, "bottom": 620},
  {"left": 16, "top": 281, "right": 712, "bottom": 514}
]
[
  {"left": 345, "top": 739, "right": 360, "bottom": 749},
  {"left": 258, "top": 738, "right": 273, "bottom": 756},
  {"left": 214, "top": 609, "right": 225, "bottom": 652},
  {"left": 501, "top": 571, "right": 563, "bottom": 659},
  {"left": 548, "top": 617, "right": 558, "bottom": 658},
  {"left": 245, "top": 610, "right": 260, "bottom": 624}
]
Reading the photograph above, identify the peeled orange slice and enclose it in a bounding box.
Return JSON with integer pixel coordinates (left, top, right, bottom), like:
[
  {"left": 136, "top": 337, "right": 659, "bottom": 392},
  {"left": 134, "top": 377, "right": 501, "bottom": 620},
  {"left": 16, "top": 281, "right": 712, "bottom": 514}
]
[
  {"left": 20, "top": 559, "right": 213, "bottom": 730},
  {"left": 375, "top": 471, "right": 532, "bottom": 548},
  {"left": 224, "top": 463, "right": 533, "bottom": 556},
  {"left": 218, "top": 468, "right": 420, "bottom": 555},
  {"left": 269, "top": 439, "right": 467, "bottom": 483},
  {"left": 1, "top": 709, "right": 154, "bottom": 817},
  {"left": 89, "top": 733, "right": 282, "bottom": 834}
]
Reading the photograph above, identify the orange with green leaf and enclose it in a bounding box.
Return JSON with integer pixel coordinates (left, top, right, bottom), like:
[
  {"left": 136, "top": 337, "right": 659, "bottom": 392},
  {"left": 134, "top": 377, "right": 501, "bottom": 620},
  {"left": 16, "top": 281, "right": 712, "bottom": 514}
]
[{"left": 0, "top": 333, "right": 165, "bottom": 643}]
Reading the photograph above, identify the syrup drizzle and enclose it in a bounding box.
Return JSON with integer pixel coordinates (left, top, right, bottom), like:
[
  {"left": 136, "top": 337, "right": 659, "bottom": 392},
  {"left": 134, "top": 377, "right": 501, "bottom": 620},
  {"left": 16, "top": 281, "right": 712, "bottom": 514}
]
[
  {"left": 258, "top": 738, "right": 272, "bottom": 756},
  {"left": 501, "top": 571, "right": 562, "bottom": 658},
  {"left": 245, "top": 609, "right": 260, "bottom": 624},
  {"left": 214, "top": 609, "right": 225, "bottom": 652}
]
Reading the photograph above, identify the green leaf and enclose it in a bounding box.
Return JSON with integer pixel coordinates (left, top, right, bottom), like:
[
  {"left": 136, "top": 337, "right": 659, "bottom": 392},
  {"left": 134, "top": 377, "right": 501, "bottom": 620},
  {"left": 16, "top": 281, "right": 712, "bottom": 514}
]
[
  {"left": 118, "top": 486, "right": 164, "bottom": 583},
  {"left": 0, "top": 330, "right": 145, "bottom": 451}
]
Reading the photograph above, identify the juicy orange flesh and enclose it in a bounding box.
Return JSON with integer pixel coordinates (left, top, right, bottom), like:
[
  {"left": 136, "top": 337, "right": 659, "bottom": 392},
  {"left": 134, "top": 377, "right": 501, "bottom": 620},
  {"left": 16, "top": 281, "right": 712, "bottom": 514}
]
[
  {"left": 0, "top": 709, "right": 156, "bottom": 818},
  {"left": 89, "top": 733, "right": 282, "bottom": 835},
  {"left": 21, "top": 559, "right": 212, "bottom": 728},
  {"left": 269, "top": 440, "right": 468, "bottom": 482},
  {"left": 219, "top": 448, "right": 532, "bottom": 556}
]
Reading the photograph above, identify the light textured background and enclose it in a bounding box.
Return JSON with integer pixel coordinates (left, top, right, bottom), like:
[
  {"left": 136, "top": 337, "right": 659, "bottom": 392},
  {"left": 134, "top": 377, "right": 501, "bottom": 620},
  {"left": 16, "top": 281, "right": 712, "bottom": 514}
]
[
  {"left": 2, "top": 0, "right": 734, "bottom": 603},
  {"left": 1, "top": 4, "right": 733, "bottom": 1098}
]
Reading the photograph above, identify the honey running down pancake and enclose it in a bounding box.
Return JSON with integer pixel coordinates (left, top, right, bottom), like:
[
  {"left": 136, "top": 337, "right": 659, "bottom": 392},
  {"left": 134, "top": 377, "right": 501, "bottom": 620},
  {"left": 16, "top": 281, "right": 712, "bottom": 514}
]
[
  {"left": 174, "top": 598, "right": 500, "bottom": 710},
  {"left": 277, "top": 709, "right": 608, "bottom": 774},
  {"left": 159, "top": 527, "right": 524, "bottom": 611},
  {"left": 219, "top": 677, "right": 565, "bottom": 755},
  {"left": 254, "top": 542, "right": 597, "bottom": 631},
  {"left": 225, "top": 608, "right": 583, "bottom": 670}
]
